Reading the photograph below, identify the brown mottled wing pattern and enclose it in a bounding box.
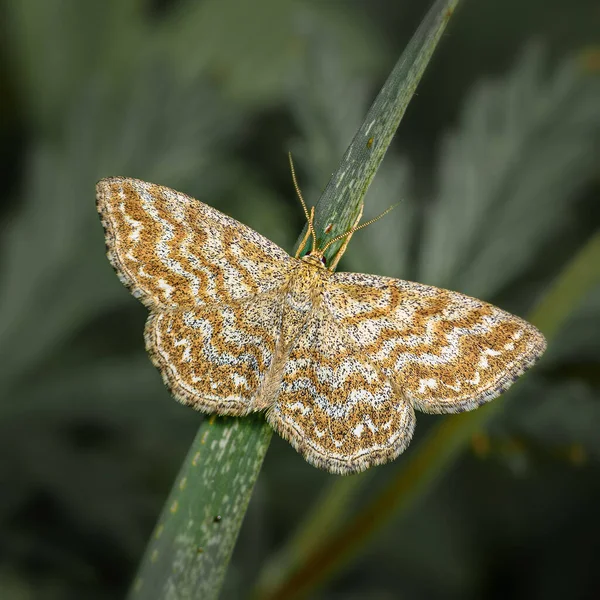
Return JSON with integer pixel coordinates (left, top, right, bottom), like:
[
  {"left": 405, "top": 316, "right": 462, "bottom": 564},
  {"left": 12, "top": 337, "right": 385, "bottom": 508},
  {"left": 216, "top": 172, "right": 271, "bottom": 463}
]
[
  {"left": 97, "top": 177, "right": 296, "bottom": 414},
  {"left": 96, "top": 177, "right": 294, "bottom": 309},
  {"left": 267, "top": 309, "right": 415, "bottom": 475},
  {"left": 145, "top": 291, "right": 286, "bottom": 415},
  {"left": 324, "top": 273, "right": 547, "bottom": 414}
]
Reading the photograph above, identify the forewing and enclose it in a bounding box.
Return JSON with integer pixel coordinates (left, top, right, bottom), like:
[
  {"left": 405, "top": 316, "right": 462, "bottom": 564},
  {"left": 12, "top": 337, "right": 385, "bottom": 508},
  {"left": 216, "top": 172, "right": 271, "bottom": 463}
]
[
  {"left": 96, "top": 177, "right": 294, "bottom": 309},
  {"left": 145, "top": 291, "right": 285, "bottom": 415},
  {"left": 267, "top": 310, "right": 415, "bottom": 475},
  {"left": 324, "top": 272, "right": 547, "bottom": 414}
]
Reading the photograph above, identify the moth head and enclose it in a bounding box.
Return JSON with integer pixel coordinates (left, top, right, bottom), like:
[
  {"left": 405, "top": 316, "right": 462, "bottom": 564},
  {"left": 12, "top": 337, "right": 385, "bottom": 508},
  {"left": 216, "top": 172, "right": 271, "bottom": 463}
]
[{"left": 302, "top": 250, "right": 328, "bottom": 269}]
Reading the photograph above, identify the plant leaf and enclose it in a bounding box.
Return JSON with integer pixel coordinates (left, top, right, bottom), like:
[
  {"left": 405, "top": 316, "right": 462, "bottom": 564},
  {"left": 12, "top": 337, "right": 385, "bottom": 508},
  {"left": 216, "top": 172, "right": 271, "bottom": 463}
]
[
  {"left": 420, "top": 44, "right": 600, "bottom": 299},
  {"left": 0, "top": 66, "right": 240, "bottom": 389},
  {"left": 129, "top": 416, "right": 272, "bottom": 600},
  {"left": 301, "top": 0, "right": 461, "bottom": 262}
]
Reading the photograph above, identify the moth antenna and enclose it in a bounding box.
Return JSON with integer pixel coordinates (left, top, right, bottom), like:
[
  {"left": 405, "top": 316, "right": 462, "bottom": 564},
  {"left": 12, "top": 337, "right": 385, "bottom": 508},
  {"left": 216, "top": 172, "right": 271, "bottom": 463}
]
[
  {"left": 321, "top": 203, "right": 398, "bottom": 253},
  {"left": 288, "top": 152, "right": 317, "bottom": 253}
]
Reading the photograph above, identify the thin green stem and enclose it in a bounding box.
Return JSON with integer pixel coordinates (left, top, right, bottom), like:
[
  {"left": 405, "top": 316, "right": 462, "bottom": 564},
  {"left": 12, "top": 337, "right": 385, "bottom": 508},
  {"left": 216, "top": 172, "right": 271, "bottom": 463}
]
[
  {"left": 298, "top": 0, "right": 461, "bottom": 261},
  {"left": 128, "top": 416, "right": 272, "bottom": 600}
]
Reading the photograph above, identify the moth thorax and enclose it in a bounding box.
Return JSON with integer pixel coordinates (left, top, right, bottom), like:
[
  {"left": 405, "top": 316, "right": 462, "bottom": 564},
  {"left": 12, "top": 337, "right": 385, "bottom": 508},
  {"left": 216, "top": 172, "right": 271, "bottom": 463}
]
[
  {"left": 285, "top": 282, "right": 316, "bottom": 313},
  {"left": 284, "top": 264, "right": 323, "bottom": 314}
]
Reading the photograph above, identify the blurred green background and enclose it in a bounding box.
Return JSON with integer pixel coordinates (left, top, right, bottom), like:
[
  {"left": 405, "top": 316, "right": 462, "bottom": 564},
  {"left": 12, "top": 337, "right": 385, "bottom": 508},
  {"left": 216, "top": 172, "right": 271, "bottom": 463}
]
[{"left": 1, "top": 0, "right": 599, "bottom": 598}]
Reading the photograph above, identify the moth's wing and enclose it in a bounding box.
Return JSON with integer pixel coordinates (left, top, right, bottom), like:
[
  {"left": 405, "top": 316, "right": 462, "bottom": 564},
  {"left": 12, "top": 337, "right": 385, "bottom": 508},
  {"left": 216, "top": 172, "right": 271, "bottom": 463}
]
[
  {"left": 267, "top": 309, "right": 415, "bottom": 475},
  {"left": 324, "top": 272, "right": 547, "bottom": 414},
  {"left": 96, "top": 177, "right": 294, "bottom": 309},
  {"left": 145, "top": 290, "right": 286, "bottom": 415}
]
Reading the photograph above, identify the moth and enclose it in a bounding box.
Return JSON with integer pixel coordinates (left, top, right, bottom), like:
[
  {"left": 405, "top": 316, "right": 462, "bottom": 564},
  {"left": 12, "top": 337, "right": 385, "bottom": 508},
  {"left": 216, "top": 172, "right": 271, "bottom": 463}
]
[{"left": 96, "top": 167, "right": 546, "bottom": 474}]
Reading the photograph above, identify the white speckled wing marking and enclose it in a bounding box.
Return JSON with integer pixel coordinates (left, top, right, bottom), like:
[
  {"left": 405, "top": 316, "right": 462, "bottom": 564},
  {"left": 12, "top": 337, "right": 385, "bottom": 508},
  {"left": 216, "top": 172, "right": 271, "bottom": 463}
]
[
  {"left": 268, "top": 309, "right": 415, "bottom": 475},
  {"left": 145, "top": 291, "right": 286, "bottom": 415},
  {"left": 324, "top": 272, "right": 547, "bottom": 414},
  {"left": 96, "top": 177, "right": 294, "bottom": 309}
]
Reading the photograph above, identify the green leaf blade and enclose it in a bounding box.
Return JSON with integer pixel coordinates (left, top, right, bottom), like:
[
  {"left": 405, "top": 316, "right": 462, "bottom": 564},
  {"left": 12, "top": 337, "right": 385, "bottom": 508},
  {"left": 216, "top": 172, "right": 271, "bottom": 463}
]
[
  {"left": 308, "top": 0, "right": 460, "bottom": 261},
  {"left": 129, "top": 416, "right": 272, "bottom": 600}
]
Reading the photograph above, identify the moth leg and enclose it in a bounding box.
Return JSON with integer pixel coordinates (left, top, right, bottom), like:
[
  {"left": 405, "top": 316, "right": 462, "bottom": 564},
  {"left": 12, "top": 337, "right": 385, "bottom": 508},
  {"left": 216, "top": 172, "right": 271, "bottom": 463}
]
[
  {"left": 295, "top": 207, "right": 315, "bottom": 258},
  {"left": 328, "top": 203, "right": 364, "bottom": 271}
]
